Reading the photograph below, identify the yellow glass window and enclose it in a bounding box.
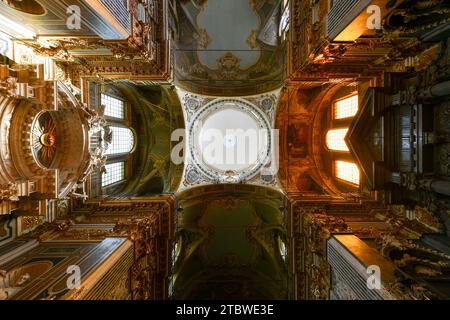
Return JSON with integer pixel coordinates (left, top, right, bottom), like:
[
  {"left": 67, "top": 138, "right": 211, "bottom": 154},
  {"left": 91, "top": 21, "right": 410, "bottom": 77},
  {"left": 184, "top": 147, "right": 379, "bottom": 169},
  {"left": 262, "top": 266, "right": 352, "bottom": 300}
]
[
  {"left": 334, "top": 95, "right": 358, "bottom": 119},
  {"left": 326, "top": 128, "right": 349, "bottom": 151},
  {"left": 335, "top": 160, "right": 360, "bottom": 185}
]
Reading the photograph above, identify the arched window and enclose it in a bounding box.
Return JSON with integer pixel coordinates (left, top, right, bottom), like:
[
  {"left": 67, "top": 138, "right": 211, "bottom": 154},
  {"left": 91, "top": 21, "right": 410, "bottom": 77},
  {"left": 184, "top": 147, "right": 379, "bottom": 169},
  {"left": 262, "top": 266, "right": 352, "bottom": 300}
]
[
  {"left": 98, "top": 91, "right": 136, "bottom": 191},
  {"left": 326, "top": 91, "right": 360, "bottom": 187},
  {"left": 326, "top": 128, "right": 349, "bottom": 151},
  {"left": 105, "top": 126, "right": 135, "bottom": 156},
  {"left": 335, "top": 160, "right": 360, "bottom": 186}
]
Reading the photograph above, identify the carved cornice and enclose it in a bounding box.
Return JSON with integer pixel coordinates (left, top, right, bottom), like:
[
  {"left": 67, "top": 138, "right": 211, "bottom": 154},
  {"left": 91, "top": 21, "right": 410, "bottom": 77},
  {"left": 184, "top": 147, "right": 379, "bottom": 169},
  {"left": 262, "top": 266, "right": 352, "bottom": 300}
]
[
  {"left": 287, "top": 0, "right": 443, "bottom": 83},
  {"left": 24, "top": 197, "right": 175, "bottom": 300},
  {"left": 48, "top": 0, "right": 171, "bottom": 87}
]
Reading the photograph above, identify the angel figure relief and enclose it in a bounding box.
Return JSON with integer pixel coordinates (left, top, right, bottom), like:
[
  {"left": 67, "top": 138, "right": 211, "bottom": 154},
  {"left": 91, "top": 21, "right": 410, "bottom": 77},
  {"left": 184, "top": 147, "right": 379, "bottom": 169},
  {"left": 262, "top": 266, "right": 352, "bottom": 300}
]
[
  {"left": 0, "top": 269, "right": 31, "bottom": 300},
  {"left": 78, "top": 104, "right": 112, "bottom": 180}
]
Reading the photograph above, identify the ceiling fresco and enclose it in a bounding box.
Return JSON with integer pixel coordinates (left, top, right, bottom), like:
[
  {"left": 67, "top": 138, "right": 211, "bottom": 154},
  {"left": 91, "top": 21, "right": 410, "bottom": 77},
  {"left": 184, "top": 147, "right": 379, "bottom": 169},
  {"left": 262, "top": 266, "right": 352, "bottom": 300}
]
[
  {"left": 173, "top": 0, "right": 284, "bottom": 96},
  {"left": 172, "top": 184, "right": 290, "bottom": 299},
  {"left": 89, "top": 83, "right": 185, "bottom": 197},
  {"left": 275, "top": 84, "right": 368, "bottom": 196},
  {"left": 121, "top": 84, "right": 185, "bottom": 195},
  {"left": 196, "top": 0, "right": 260, "bottom": 69}
]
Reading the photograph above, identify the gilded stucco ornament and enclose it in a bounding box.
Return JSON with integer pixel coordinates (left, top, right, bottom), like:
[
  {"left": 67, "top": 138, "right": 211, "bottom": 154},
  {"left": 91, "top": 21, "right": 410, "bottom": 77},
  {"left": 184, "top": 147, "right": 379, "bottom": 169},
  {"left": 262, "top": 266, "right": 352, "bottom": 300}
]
[
  {"left": 198, "top": 29, "right": 212, "bottom": 49},
  {"left": 0, "top": 77, "right": 19, "bottom": 97},
  {"left": 78, "top": 104, "right": 110, "bottom": 179},
  {"left": 0, "top": 183, "right": 19, "bottom": 201},
  {"left": 216, "top": 52, "right": 242, "bottom": 80},
  {"left": 0, "top": 268, "right": 32, "bottom": 300},
  {"left": 246, "top": 30, "right": 258, "bottom": 49}
]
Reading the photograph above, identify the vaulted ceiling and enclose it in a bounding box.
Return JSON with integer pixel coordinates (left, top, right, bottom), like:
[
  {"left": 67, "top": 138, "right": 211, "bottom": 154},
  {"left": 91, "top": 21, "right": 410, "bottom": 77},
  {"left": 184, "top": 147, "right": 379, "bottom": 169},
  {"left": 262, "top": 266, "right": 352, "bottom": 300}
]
[
  {"left": 173, "top": 0, "right": 284, "bottom": 96},
  {"left": 96, "top": 83, "right": 185, "bottom": 197},
  {"left": 172, "top": 184, "right": 290, "bottom": 299}
]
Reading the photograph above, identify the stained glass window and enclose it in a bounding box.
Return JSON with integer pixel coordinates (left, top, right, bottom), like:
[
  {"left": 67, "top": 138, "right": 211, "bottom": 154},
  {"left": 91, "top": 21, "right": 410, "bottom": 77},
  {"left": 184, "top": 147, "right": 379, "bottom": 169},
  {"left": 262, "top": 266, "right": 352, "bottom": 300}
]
[{"left": 102, "top": 162, "right": 125, "bottom": 187}]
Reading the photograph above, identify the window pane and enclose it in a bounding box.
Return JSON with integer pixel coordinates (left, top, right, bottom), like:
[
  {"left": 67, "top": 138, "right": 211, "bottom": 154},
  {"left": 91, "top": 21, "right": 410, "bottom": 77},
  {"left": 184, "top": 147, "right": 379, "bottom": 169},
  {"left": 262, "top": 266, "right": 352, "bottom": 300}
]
[
  {"left": 326, "top": 128, "right": 349, "bottom": 151},
  {"left": 101, "top": 94, "right": 125, "bottom": 119},
  {"left": 335, "top": 160, "right": 360, "bottom": 185},
  {"left": 105, "top": 126, "right": 135, "bottom": 155},
  {"left": 279, "top": 2, "right": 290, "bottom": 35},
  {"left": 102, "top": 162, "right": 125, "bottom": 187},
  {"left": 334, "top": 95, "right": 358, "bottom": 119}
]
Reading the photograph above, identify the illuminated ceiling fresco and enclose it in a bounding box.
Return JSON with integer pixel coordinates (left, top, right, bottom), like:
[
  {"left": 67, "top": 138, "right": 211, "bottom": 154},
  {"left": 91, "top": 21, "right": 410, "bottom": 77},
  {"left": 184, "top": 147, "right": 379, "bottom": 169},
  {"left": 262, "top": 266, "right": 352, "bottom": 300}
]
[{"left": 173, "top": 0, "right": 284, "bottom": 96}]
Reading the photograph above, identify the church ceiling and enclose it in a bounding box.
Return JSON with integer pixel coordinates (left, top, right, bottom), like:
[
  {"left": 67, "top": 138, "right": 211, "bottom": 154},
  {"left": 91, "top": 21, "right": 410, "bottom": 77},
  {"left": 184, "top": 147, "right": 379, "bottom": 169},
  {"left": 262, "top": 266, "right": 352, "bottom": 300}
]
[
  {"left": 276, "top": 84, "right": 348, "bottom": 195},
  {"left": 173, "top": 0, "right": 284, "bottom": 96},
  {"left": 0, "top": 0, "right": 450, "bottom": 303},
  {"left": 114, "top": 83, "right": 185, "bottom": 195},
  {"left": 172, "top": 184, "right": 289, "bottom": 299}
]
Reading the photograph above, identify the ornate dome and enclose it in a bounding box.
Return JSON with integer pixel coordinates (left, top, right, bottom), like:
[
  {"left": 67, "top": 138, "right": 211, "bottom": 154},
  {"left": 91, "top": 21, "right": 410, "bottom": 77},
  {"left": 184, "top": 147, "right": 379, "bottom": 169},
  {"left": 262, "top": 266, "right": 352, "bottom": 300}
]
[{"left": 189, "top": 98, "right": 272, "bottom": 183}]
